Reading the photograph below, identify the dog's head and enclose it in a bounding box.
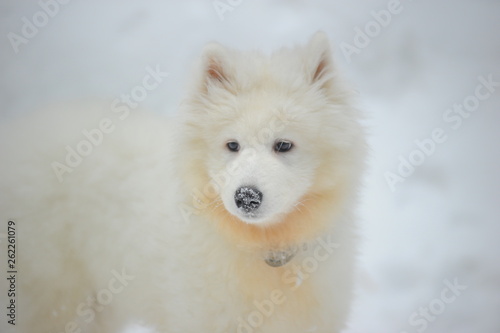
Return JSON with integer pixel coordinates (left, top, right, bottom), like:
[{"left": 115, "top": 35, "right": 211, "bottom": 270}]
[{"left": 178, "top": 32, "right": 365, "bottom": 247}]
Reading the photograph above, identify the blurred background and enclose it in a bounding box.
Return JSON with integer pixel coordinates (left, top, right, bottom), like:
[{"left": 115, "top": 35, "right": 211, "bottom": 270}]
[{"left": 1, "top": 0, "right": 499, "bottom": 332}]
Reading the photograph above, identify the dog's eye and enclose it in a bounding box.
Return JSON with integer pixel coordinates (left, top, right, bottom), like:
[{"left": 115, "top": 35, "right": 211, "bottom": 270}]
[
  {"left": 226, "top": 141, "right": 240, "bottom": 152},
  {"left": 274, "top": 140, "right": 293, "bottom": 153}
]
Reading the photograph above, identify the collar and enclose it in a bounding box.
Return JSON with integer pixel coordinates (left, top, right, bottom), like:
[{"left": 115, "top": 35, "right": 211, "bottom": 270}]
[{"left": 264, "top": 245, "right": 300, "bottom": 267}]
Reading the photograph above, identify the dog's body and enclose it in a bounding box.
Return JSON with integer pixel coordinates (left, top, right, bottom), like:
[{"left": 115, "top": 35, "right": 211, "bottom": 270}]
[{"left": 0, "top": 33, "right": 365, "bottom": 333}]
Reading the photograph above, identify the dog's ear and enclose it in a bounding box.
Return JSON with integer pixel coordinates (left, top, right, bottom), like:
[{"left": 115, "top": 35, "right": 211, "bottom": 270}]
[
  {"left": 200, "top": 42, "right": 233, "bottom": 92},
  {"left": 307, "top": 31, "right": 335, "bottom": 89}
]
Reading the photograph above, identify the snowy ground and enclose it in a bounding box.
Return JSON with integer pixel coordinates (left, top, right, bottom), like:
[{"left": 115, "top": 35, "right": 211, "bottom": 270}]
[{"left": 1, "top": 0, "right": 499, "bottom": 332}]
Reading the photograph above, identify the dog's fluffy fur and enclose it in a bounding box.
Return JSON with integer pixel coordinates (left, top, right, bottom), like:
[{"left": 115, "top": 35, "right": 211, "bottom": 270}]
[{"left": 0, "top": 32, "right": 365, "bottom": 333}]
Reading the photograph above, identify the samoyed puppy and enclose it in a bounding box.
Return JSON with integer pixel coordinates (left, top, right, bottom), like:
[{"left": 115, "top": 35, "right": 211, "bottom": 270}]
[{"left": 0, "top": 32, "right": 365, "bottom": 333}]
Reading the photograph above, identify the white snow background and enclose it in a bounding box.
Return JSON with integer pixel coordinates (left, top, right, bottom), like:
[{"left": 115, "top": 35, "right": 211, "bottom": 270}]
[{"left": 1, "top": 0, "right": 499, "bottom": 332}]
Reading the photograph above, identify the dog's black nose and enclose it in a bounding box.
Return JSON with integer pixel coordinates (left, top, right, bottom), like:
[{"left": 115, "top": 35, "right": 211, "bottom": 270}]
[{"left": 234, "top": 186, "right": 263, "bottom": 213}]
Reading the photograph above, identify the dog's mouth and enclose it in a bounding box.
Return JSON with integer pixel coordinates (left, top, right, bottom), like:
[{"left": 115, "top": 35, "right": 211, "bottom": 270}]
[
  {"left": 235, "top": 210, "right": 267, "bottom": 224},
  {"left": 237, "top": 209, "right": 260, "bottom": 219}
]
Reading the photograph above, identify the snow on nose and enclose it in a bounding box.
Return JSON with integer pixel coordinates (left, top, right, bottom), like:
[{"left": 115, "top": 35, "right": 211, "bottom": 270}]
[{"left": 234, "top": 186, "right": 263, "bottom": 213}]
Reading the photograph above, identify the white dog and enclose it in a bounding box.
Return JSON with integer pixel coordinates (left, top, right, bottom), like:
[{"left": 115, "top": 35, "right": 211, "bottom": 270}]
[{"left": 0, "top": 32, "right": 365, "bottom": 333}]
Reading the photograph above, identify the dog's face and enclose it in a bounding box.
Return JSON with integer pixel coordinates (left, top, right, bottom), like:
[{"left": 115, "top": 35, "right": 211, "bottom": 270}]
[
  {"left": 204, "top": 92, "right": 320, "bottom": 225},
  {"left": 180, "top": 32, "right": 364, "bottom": 236}
]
